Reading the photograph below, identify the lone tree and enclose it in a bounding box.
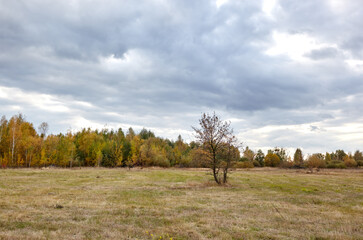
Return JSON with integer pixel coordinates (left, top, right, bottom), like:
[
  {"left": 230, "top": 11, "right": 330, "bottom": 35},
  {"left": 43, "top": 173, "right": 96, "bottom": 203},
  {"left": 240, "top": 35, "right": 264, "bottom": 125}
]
[{"left": 193, "top": 112, "right": 239, "bottom": 184}]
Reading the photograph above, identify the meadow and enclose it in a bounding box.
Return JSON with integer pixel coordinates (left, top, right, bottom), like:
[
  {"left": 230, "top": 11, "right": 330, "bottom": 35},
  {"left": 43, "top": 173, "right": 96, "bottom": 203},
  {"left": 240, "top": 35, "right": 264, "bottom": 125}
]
[{"left": 0, "top": 168, "right": 362, "bottom": 240}]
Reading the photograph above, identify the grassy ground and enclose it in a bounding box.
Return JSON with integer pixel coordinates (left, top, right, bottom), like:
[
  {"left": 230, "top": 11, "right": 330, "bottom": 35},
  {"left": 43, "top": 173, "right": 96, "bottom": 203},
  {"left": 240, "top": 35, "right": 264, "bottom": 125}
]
[{"left": 0, "top": 168, "right": 362, "bottom": 240}]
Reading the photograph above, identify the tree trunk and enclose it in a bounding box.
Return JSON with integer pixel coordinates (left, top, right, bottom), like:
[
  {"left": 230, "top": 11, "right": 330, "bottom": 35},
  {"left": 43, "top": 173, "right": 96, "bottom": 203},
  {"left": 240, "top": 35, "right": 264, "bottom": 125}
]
[
  {"left": 212, "top": 150, "right": 221, "bottom": 184},
  {"left": 213, "top": 167, "right": 221, "bottom": 184},
  {"left": 223, "top": 169, "right": 227, "bottom": 183},
  {"left": 11, "top": 133, "right": 15, "bottom": 166}
]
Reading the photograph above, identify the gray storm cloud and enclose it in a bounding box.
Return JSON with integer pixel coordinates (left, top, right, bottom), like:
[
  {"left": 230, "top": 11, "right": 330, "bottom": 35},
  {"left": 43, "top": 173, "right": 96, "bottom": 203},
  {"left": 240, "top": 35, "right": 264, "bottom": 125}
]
[{"left": 0, "top": 0, "right": 362, "bottom": 154}]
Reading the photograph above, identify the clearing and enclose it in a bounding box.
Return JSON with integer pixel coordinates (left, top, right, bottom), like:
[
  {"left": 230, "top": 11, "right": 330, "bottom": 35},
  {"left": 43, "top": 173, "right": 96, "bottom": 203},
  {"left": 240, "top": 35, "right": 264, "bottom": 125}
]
[{"left": 0, "top": 168, "right": 362, "bottom": 239}]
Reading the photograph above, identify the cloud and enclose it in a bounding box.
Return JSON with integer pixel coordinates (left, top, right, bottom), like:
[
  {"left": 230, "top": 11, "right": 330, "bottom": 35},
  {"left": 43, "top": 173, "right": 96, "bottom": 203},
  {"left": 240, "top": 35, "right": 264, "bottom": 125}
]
[
  {"left": 0, "top": 0, "right": 363, "bottom": 154},
  {"left": 305, "top": 47, "right": 339, "bottom": 60}
]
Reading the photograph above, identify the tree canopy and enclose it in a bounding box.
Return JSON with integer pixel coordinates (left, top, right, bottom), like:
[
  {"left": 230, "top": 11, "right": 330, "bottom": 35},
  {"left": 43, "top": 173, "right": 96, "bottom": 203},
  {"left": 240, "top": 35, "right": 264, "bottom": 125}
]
[
  {"left": 0, "top": 114, "right": 361, "bottom": 170},
  {"left": 193, "top": 112, "right": 239, "bottom": 184}
]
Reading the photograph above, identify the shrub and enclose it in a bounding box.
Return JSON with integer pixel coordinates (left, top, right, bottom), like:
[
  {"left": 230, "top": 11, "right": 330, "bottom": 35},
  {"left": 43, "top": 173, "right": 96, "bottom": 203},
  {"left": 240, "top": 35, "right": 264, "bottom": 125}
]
[
  {"left": 343, "top": 156, "right": 357, "bottom": 168},
  {"left": 178, "top": 155, "right": 191, "bottom": 168},
  {"left": 264, "top": 153, "right": 280, "bottom": 167},
  {"left": 189, "top": 148, "right": 209, "bottom": 168},
  {"left": 234, "top": 161, "right": 254, "bottom": 168},
  {"left": 153, "top": 154, "right": 170, "bottom": 168},
  {"left": 240, "top": 157, "right": 249, "bottom": 162},
  {"left": 101, "top": 155, "right": 117, "bottom": 167},
  {"left": 327, "top": 160, "right": 346, "bottom": 169},
  {"left": 305, "top": 154, "right": 326, "bottom": 169},
  {"left": 252, "top": 160, "right": 261, "bottom": 167},
  {"left": 280, "top": 161, "right": 294, "bottom": 168}
]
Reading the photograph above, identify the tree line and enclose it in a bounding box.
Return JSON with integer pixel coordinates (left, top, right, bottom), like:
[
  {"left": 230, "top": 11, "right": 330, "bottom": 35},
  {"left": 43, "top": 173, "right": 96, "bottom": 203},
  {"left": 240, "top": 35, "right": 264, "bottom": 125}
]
[
  {"left": 240, "top": 146, "right": 363, "bottom": 169},
  {"left": 0, "top": 114, "right": 362, "bottom": 169}
]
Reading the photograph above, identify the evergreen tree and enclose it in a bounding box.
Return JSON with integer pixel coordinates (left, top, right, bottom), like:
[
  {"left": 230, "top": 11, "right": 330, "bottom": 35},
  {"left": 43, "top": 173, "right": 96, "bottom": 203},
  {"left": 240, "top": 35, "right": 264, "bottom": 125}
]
[{"left": 293, "top": 148, "right": 303, "bottom": 167}]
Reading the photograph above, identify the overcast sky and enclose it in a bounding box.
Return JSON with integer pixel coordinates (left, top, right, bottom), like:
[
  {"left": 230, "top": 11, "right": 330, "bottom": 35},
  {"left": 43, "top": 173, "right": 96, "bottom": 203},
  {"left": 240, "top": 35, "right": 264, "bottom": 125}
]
[{"left": 1, "top": 0, "right": 363, "bottom": 155}]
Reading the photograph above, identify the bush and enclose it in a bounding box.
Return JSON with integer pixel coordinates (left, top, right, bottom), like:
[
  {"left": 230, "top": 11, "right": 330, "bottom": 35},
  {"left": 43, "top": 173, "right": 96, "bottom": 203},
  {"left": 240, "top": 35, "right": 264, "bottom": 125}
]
[
  {"left": 252, "top": 160, "right": 261, "bottom": 167},
  {"left": 101, "top": 155, "right": 117, "bottom": 167},
  {"left": 280, "top": 161, "right": 294, "bottom": 168},
  {"left": 189, "top": 148, "right": 209, "bottom": 168},
  {"left": 305, "top": 154, "right": 326, "bottom": 169},
  {"left": 178, "top": 155, "right": 191, "bottom": 168},
  {"left": 343, "top": 156, "right": 357, "bottom": 168},
  {"left": 240, "top": 157, "right": 249, "bottom": 162},
  {"left": 72, "top": 158, "right": 82, "bottom": 167},
  {"left": 264, "top": 153, "right": 280, "bottom": 167},
  {"left": 327, "top": 160, "right": 346, "bottom": 169},
  {"left": 356, "top": 160, "right": 363, "bottom": 167},
  {"left": 153, "top": 154, "right": 170, "bottom": 168},
  {"left": 234, "top": 161, "right": 254, "bottom": 168}
]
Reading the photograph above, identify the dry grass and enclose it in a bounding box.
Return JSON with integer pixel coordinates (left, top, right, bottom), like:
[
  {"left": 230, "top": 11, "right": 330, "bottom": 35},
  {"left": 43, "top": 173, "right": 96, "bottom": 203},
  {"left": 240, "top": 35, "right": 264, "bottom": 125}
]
[{"left": 0, "top": 168, "right": 362, "bottom": 239}]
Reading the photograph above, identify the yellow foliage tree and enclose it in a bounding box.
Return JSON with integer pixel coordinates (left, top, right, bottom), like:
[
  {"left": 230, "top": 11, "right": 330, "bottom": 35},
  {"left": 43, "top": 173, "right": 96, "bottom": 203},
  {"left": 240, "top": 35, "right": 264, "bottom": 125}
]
[{"left": 264, "top": 153, "right": 280, "bottom": 167}]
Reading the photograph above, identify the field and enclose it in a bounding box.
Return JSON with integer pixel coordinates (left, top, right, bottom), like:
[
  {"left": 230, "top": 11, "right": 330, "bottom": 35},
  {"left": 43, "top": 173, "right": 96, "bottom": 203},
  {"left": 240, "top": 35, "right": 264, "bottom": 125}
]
[{"left": 0, "top": 168, "right": 362, "bottom": 240}]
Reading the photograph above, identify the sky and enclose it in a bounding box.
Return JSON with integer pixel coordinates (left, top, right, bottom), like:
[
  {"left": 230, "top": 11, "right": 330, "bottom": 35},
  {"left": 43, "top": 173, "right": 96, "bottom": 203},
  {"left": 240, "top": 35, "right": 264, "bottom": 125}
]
[{"left": 1, "top": 0, "right": 363, "bottom": 155}]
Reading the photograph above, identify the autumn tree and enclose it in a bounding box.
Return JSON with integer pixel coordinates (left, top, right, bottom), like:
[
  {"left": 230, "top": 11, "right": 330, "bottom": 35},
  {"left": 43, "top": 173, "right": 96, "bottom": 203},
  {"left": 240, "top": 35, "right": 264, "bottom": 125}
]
[
  {"left": 343, "top": 155, "right": 357, "bottom": 168},
  {"left": 56, "top": 133, "right": 76, "bottom": 167},
  {"left": 306, "top": 154, "right": 326, "bottom": 169},
  {"left": 139, "top": 128, "right": 155, "bottom": 140},
  {"left": 38, "top": 122, "right": 49, "bottom": 139},
  {"left": 293, "top": 148, "right": 304, "bottom": 167},
  {"left": 0, "top": 116, "right": 6, "bottom": 146},
  {"left": 353, "top": 150, "right": 363, "bottom": 166},
  {"left": 264, "top": 152, "right": 280, "bottom": 167},
  {"left": 331, "top": 149, "right": 346, "bottom": 161},
  {"left": 173, "top": 135, "right": 191, "bottom": 166},
  {"left": 139, "top": 138, "right": 156, "bottom": 166},
  {"left": 18, "top": 121, "right": 39, "bottom": 167},
  {"left": 193, "top": 112, "right": 239, "bottom": 184},
  {"left": 255, "top": 149, "right": 265, "bottom": 167},
  {"left": 101, "top": 128, "right": 124, "bottom": 167},
  {"left": 0, "top": 116, "right": 7, "bottom": 166},
  {"left": 130, "top": 135, "right": 143, "bottom": 166},
  {"left": 243, "top": 146, "right": 255, "bottom": 162},
  {"left": 273, "top": 147, "right": 288, "bottom": 162},
  {"left": 8, "top": 114, "right": 25, "bottom": 166},
  {"left": 219, "top": 137, "right": 240, "bottom": 183},
  {"left": 325, "top": 152, "right": 332, "bottom": 164},
  {"left": 75, "top": 129, "right": 104, "bottom": 166},
  {"left": 65, "top": 132, "right": 76, "bottom": 167},
  {"left": 126, "top": 127, "right": 135, "bottom": 141}
]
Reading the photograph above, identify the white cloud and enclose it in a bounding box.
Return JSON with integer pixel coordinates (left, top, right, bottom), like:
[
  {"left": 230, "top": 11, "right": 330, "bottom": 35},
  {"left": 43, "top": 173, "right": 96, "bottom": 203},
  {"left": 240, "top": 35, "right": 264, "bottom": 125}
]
[
  {"left": 100, "top": 49, "right": 154, "bottom": 78},
  {"left": 101, "top": 53, "right": 130, "bottom": 71},
  {"left": 0, "top": 86, "right": 70, "bottom": 113},
  {"left": 216, "top": 0, "right": 229, "bottom": 9},
  {"left": 345, "top": 59, "right": 363, "bottom": 72},
  {"left": 265, "top": 31, "right": 338, "bottom": 62},
  {"left": 262, "top": 0, "right": 279, "bottom": 18},
  {"left": 65, "top": 116, "right": 106, "bottom": 131},
  {"left": 326, "top": 0, "right": 348, "bottom": 14}
]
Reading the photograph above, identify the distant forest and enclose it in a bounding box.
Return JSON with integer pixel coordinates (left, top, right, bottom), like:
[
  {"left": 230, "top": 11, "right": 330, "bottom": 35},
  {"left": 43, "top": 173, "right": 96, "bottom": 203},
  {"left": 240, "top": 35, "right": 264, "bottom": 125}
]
[{"left": 0, "top": 114, "right": 362, "bottom": 169}]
